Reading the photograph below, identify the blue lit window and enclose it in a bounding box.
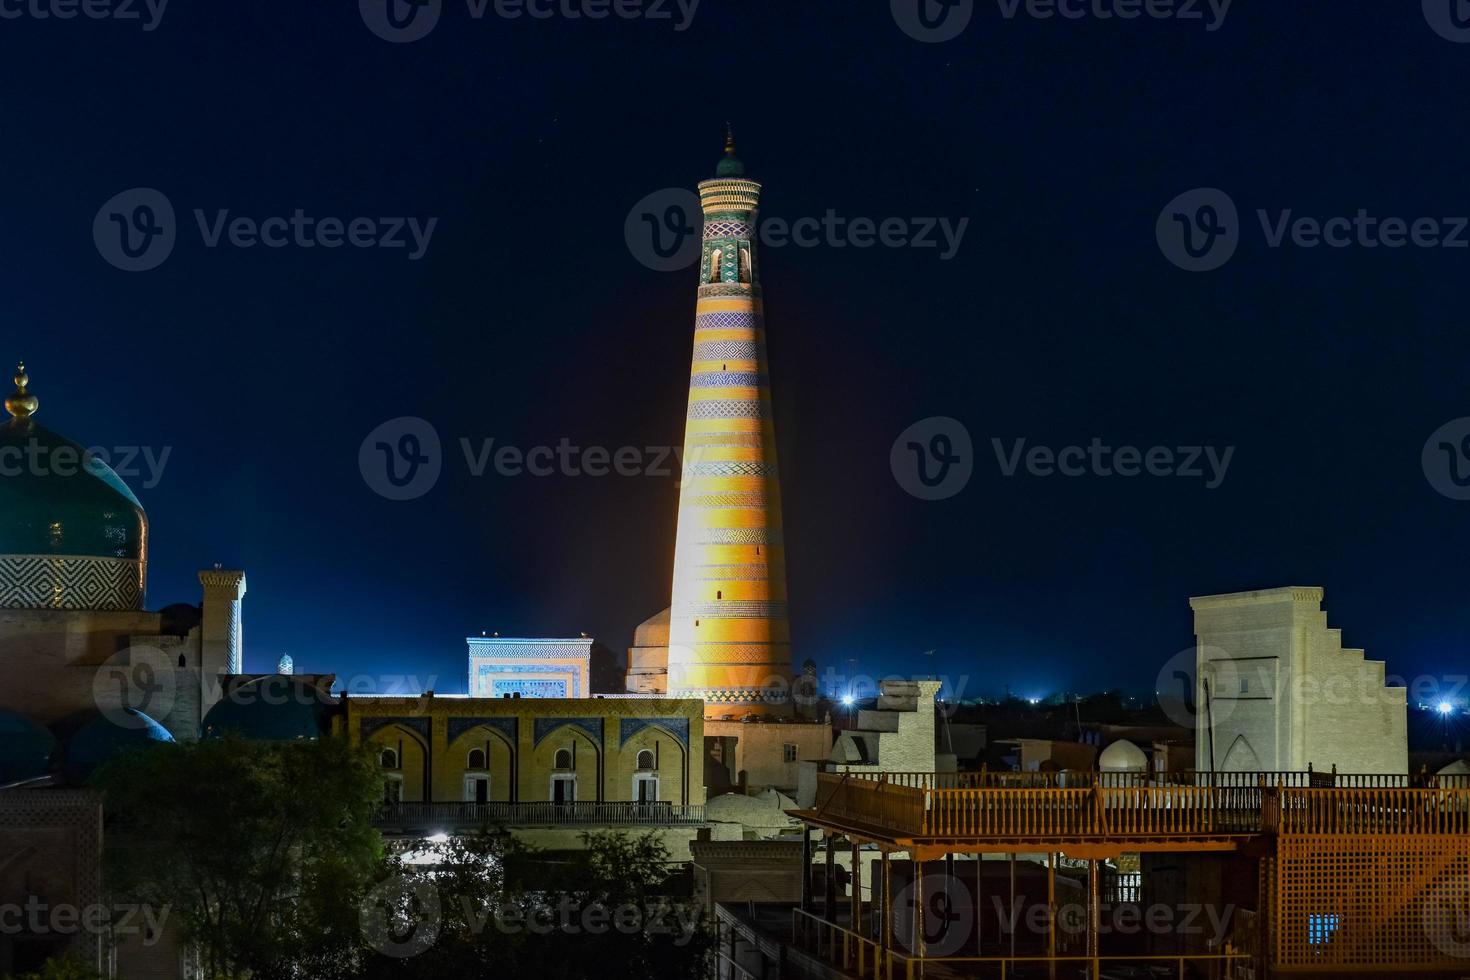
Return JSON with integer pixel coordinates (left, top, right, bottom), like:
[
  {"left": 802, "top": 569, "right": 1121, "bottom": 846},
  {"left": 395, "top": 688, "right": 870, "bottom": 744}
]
[{"left": 1308, "top": 914, "right": 1340, "bottom": 945}]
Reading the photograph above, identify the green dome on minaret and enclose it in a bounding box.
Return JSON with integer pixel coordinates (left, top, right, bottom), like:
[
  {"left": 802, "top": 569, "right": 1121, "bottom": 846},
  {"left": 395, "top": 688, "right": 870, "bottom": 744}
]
[
  {"left": 0, "top": 363, "right": 148, "bottom": 610},
  {"left": 715, "top": 123, "right": 746, "bottom": 178}
]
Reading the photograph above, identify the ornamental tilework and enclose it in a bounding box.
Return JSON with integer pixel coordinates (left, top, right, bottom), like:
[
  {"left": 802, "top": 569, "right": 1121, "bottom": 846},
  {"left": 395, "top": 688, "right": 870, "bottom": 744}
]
[
  {"left": 692, "top": 341, "right": 761, "bottom": 361},
  {"left": 689, "top": 371, "right": 767, "bottom": 388},
  {"left": 687, "top": 399, "right": 766, "bottom": 421},
  {"left": 446, "top": 716, "right": 518, "bottom": 745},
  {"left": 618, "top": 716, "right": 691, "bottom": 750},
  {"left": 532, "top": 716, "right": 603, "bottom": 747},
  {"left": 677, "top": 600, "right": 787, "bottom": 619},
  {"left": 679, "top": 491, "right": 769, "bottom": 508},
  {"left": 683, "top": 460, "right": 777, "bottom": 478},
  {"left": 360, "top": 716, "right": 432, "bottom": 742},
  {"left": 693, "top": 527, "right": 783, "bottom": 545},
  {"left": 695, "top": 311, "right": 761, "bottom": 331},
  {"left": 0, "top": 555, "right": 144, "bottom": 611}
]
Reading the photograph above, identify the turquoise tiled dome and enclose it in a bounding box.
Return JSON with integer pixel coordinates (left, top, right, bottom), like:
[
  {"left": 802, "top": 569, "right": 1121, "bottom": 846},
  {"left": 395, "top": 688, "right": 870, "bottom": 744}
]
[
  {"left": 201, "top": 677, "right": 332, "bottom": 741},
  {"left": 66, "top": 708, "right": 174, "bottom": 782},
  {"left": 0, "top": 710, "right": 57, "bottom": 784}
]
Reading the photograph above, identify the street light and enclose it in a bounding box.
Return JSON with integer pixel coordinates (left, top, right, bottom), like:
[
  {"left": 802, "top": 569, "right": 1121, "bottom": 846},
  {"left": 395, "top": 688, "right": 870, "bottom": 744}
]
[{"left": 1437, "top": 701, "right": 1454, "bottom": 716}]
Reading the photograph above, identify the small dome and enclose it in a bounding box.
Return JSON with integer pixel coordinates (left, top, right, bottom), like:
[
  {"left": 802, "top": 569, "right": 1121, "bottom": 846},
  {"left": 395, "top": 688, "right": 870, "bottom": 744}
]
[
  {"left": 714, "top": 125, "right": 746, "bottom": 179},
  {"left": 0, "top": 710, "right": 58, "bottom": 784},
  {"left": 1437, "top": 759, "right": 1470, "bottom": 777},
  {"left": 66, "top": 709, "right": 174, "bottom": 782},
  {"left": 201, "top": 676, "right": 333, "bottom": 741},
  {"left": 1099, "top": 739, "right": 1148, "bottom": 772}
]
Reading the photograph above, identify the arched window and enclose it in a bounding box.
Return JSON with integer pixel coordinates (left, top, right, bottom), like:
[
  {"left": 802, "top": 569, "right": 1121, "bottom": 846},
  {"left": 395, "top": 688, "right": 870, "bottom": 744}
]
[
  {"left": 739, "top": 247, "right": 752, "bottom": 283},
  {"left": 636, "top": 749, "right": 656, "bottom": 771},
  {"left": 716, "top": 590, "right": 722, "bottom": 600},
  {"left": 467, "top": 748, "right": 486, "bottom": 770},
  {"left": 554, "top": 748, "right": 573, "bottom": 770},
  {"left": 709, "top": 248, "right": 723, "bottom": 283},
  {"left": 380, "top": 748, "right": 398, "bottom": 770}
]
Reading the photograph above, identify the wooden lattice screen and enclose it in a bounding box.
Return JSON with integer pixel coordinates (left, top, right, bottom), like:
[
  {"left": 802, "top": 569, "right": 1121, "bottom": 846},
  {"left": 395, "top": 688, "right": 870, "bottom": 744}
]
[{"left": 1274, "top": 833, "right": 1470, "bottom": 970}]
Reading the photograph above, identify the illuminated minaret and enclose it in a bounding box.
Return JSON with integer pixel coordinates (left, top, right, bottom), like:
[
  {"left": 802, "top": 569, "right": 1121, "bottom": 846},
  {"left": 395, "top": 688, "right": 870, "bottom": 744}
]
[{"left": 667, "top": 130, "right": 793, "bottom": 715}]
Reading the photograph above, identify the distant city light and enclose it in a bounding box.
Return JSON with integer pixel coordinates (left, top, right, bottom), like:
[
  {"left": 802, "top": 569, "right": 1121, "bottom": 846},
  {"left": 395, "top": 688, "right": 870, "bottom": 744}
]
[
  {"left": 1437, "top": 702, "right": 1454, "bottom": 715},
  {"left": 1028, "top": 697, "right": 1040, "bottom": 706}
]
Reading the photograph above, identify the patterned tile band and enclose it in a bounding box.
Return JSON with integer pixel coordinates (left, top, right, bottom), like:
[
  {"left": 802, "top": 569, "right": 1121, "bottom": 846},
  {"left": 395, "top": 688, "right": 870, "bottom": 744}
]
[
  {"left": 677, "top": 601, "right": 788, "bottom": 619},
  {"left": 683, "top": 432, "right": 767, "bottom": 448},
  {"left": 689, "top": 372, "right": 767, "bottom": 388},
  {"left": 679, "top": 491, "right": 769, "bottom": 508},
  {"left": 690, "top": 527, "right": 783, "bottom": 545},
  {"left": 683, "top": 460, "right": 778, "bottom": 478},
  {"left": 0, "top": 555, "right": 144, "bottom": 611},
  {"left": 692, "top": 341, "right": 762, "bottom": 361},
  {"left": 687, "top": 399, "right": 766, "bottom": 421},
  {"left": 695, "top": 311, "right": 762, "bottom": 331}
]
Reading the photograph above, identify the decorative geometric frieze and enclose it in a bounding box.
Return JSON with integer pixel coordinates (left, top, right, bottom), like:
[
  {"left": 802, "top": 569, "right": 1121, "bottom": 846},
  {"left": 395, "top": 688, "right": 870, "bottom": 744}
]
[
  {"left": 0, "top": 554, "right": 144, "bottom": 611},
  {"left": 683, "top": 460, "right": 778, "bottom": 478},
  {"left": 689, "top": 372, "right": 766, "bottom": 388},
  {"left": 618, "top": 717, "right": 691, "bottom": 750},
  {"left": 692, "top": 527, "right": 782, "bottom": 545},
  {"left": 359, "top": 716, "right": 432, "bottom": 743},
  {"left": 692, "top": 341, "right": 761, "bottom": 362},
  {"left": 683, "top": 432, "right": 766, "bottom": 448},
  {"left": 446, "top": 716, "right": 518, "bottom": 745},
  {"left": 687, "top": 399, "right": 766, "bottom": 421},
  {"left": 703, "top": 220, "right": 752, "bottom": 240},
  {"left": 693, "top": 563, "right": 771, "bottom": 580},
  {"left": 679, "top": 491, "right": 769, "bottom": 509},
  {"left": 677, "top": 600, "right": 788, "bottom": 619},
  {"left": 533, "top": 716, "right": 603, "bottom": 747},
  {"left": 695, "top": 311, "right": 761, "bottom": 331},
  {"left": 672, "top": 687, "right": 790, "bottom": 705},
  {"left": 698, "top": 283, "right": 760, "bottom": 299}
]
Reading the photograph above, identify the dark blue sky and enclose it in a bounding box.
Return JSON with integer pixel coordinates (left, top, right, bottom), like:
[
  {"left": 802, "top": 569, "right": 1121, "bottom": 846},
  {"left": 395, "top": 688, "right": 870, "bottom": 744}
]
[{"left": 6, "top": 2, "right": 1469, "bottom": 701}]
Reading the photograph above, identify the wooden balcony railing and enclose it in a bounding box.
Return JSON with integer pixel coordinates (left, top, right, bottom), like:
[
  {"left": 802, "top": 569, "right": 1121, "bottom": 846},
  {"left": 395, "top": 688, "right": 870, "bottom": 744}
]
[
  {"left": 373, "top": 801, "right": 707, "bottom": 831},
  {"left": 812, "top": 771, "right": 1470, "bottom": 841}
]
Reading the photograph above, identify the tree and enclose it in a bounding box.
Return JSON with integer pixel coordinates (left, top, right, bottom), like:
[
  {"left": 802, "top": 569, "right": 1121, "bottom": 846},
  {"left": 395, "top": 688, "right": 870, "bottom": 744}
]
[
  {"left": 354, "top": 830, "right": 714, "bottom": 980},
  {"left": 93, "top": 735, "right": 386, "bottom": 980}
]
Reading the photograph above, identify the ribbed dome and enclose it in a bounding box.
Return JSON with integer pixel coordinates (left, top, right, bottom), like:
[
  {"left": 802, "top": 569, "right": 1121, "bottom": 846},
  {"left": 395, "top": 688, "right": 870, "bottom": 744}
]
[
  {"left": 66, "top": 708, "right": 174, "bottom": 782},
  {"left": 201, "top": 677, "right": 333, "bottom": 741},
  {"left": 1098, "top": 739, "right": 1148, "bottom": 772},
  {"left": 0, "top": 710, "right": 58, "bottom": 784},
  {"left": 0, "top": 364, "right": 148, "bottom": 610}
]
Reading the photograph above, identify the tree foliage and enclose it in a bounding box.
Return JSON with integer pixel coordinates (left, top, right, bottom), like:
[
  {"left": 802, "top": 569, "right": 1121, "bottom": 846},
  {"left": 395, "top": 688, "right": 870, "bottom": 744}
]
[{"left": 93, "top": 735, "right": 386, "bottom": 980}]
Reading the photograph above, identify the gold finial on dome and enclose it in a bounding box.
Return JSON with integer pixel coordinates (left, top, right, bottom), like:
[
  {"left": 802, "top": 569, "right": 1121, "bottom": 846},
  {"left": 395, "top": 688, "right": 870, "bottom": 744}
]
[
  {"left": 725, "top": 122, "right": 736, "bottom": 157},
  {"left": 5, "top": 362, "right": 37, "bottom": 421}
]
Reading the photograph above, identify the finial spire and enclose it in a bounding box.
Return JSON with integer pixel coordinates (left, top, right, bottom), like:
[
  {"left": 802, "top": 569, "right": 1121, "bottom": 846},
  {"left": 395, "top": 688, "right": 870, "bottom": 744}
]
[
  {"left": 725, "top": 122, "right": 736, "bottom": 157},
  {"left": 5, "top": 362, "right": 37, "bottom": 421}
]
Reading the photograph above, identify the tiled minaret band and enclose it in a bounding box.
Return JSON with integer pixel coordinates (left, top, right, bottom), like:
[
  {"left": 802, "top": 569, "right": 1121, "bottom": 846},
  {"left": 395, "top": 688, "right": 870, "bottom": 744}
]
[{"left": 666, "top": 132, "right": 793, "bottom": 714}]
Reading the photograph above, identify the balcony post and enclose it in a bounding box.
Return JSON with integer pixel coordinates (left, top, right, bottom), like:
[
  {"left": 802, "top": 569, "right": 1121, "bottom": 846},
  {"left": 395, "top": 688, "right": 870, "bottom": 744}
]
[
  {"left": 1088, "top": 858, "right": 1101, "bottom": 975},
  {"left": 801, "top": 826, "right": 814, "bottom": 913},
  {"left": 880, "top": 851, "right": 892, "bottom": 959},
  {"left": 1047, "top": 852, "right": 1057, "bottom": 980},
  {"left": 914, "top": 857, "right": 925, "bottom": 962},
  {"left": 824, "top": 833, "right": 837, "bottom": 922},
  {"left": 851, "top": 839, "right": 863, "bottom": 939}
]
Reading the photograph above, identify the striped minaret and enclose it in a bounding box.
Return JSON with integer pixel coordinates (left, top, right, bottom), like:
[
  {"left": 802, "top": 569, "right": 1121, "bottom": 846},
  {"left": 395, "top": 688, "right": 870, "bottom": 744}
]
[{"left": 666, "top": 131, "right": 792, "bottom": 716}]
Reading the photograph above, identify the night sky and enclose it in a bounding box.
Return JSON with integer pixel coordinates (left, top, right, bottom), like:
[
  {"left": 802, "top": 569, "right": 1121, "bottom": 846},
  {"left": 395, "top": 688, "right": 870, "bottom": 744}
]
[{"left": 6, "top": 2, "right": 1469, "bottom": 702}]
